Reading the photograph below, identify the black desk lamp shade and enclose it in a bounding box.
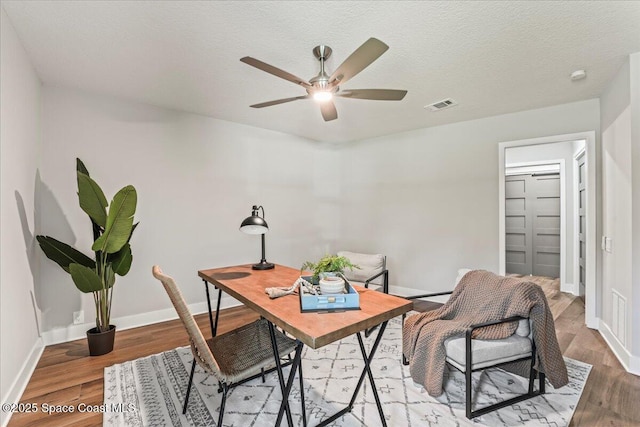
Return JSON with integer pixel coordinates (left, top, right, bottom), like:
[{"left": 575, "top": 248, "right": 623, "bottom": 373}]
[{"left": 240, "top": 205, "right": 275, "bottom": 270}]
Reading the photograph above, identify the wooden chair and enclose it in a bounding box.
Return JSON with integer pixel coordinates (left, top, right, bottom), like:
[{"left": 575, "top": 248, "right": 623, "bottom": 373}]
[{"left": 152, "top": 265, "right": 302, "bottom": 426}]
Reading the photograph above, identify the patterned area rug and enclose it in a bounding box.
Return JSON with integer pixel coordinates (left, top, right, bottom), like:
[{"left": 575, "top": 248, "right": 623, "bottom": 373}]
[{"left": 104, "top": 317, "right": 591, "bottom": 426}]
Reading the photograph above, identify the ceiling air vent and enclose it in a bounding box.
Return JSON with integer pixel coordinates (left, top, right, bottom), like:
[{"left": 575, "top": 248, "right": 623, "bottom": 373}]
[{"left": 424, "top": 98, "right": 458, "bottom": 111}]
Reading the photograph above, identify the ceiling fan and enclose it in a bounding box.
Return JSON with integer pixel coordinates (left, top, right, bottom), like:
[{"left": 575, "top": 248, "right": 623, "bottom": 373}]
[{"left": 240, "top": 38, "right": 407, "bottom": 122}]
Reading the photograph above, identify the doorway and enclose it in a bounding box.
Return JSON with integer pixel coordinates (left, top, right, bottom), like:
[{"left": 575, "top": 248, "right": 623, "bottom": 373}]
[
  {"left": 505, "top": 168, "right": 561, "bottom": 278},
  {"left": 498, "top": 131, "right": 597, "bottom": 329}
]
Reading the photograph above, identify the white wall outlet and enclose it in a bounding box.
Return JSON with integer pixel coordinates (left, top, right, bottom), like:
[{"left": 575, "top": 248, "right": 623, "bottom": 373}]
[{"left": 73, "top": 310, "right": 84, "bottom": 325}]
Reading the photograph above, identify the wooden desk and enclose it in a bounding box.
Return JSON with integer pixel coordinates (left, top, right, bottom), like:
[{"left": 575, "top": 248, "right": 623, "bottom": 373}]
[
  {"left": 198, "top": 264, "right": 412, "bottom": 427},
  {"left": 198, "top": 264, "right": 411, "bottom": 348}
]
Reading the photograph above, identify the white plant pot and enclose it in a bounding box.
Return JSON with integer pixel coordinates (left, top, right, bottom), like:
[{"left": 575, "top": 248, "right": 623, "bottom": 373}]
[{"left": 319, "top": 276, "right": 345, "bottom": 294}]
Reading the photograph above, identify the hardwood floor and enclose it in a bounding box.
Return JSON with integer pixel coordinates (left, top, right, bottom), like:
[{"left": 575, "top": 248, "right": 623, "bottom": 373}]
[
  {"left": 8, "top": 279, "right": 640, "bottom": 426},
  {"left": 7, "top": 306, "right": 260, "bottom": 427}
]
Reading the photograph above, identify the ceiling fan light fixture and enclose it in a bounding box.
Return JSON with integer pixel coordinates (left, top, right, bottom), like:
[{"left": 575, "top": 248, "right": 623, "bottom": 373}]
[{"left": 313, "top": 91, "right": 333, "bottom": 102}]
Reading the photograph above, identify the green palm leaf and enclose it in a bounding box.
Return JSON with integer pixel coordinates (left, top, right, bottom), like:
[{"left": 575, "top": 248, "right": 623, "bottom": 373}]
[
  {"left": 69, "top": 263, "right": 104, "bottom": 293},
  {"left": 92, "top": 185, "right": 137, "bottom": 254},
  {"left": 78, "top": 172, "right": 107, "bottom": 228},
  {"left": 76, "top": 158, "right": 90, "bottom": 176},
  {"left": 109, "top": 243, "right": 132, "bottom": 276},
  {"left": 36, "top": 236, "right": 95, "bottom": 273}
]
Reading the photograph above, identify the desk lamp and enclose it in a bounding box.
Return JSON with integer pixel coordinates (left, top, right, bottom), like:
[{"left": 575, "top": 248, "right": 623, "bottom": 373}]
[{"left": 239, "top": 205, "right": 274, "bottom": 270}]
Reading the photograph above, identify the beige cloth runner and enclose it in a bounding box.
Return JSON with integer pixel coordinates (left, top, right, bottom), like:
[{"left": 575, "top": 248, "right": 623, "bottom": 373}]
[{"left": 402, "top": 270, "right": 568, "bottom": 397}]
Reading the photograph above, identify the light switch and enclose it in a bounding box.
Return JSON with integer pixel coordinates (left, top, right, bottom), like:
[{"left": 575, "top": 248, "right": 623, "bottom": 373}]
[{"left": 605, "top": 237, "right": 613, "bottom": 253}]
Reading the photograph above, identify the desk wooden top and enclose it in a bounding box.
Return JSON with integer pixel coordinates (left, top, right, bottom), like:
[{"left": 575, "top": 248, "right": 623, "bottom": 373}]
[{"left": 198, "top": 264, "right": 412, "bottom": 349}]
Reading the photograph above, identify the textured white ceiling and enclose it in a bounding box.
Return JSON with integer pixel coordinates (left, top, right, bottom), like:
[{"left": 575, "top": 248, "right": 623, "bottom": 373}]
[{"left": 3, "top": 1, "right": 640, "bottom": 142}]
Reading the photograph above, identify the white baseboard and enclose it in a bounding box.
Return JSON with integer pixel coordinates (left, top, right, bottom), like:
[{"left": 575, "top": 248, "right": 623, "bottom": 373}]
[
  {"left": 585, "top": 314, "right": 599, "bottom": 329},
  {"left": 42, "top": 295, "right": 242, "bottom": 346},
  {"left": 560, "top": 281, "right": 577, "bottom": 295},
  {"left": 1, "top": 338, "right": 45, "bottom": 427},
  {"left": 598, "top": 319, "right": 640, "bottom": 376},
  {"left": 631, "top": 352, "right": 640, "bottom": 376}
]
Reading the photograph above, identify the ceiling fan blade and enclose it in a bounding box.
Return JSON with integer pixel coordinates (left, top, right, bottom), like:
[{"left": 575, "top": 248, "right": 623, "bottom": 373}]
[
  {"left": 250, "top": 95, "right": 309, "bottom": 108},
  {"left": 336, "top": 89, "right": 407, "bottom": 101},
  {"left": 240, "top": 57, "right": 311, "bottom": 88},
  {"left": 329, "top": 38, "right": 389, "bottom": 85},
  {"left": 320, "top": 101, "right": 338, "bottom": 121}
]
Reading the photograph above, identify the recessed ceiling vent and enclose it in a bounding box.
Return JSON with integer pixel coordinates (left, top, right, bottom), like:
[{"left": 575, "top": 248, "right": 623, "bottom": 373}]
[{"left": 425, "top": 98, "right": 458, "bottom": 111}]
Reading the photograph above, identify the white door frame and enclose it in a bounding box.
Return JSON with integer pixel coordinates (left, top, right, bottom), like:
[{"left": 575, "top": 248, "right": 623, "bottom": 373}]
[
  {"left": 505, "top": 160, "right": 566, "bottom": 290},
  {"left": 574, "top": 147, "right": 587, "bottom": 297},
  {"left": 498, "top": 131, "right": 597, "bottom": 328}
]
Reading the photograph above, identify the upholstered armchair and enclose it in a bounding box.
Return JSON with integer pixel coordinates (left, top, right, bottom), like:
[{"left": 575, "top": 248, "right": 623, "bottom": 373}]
[
  {"left": 402, "top": 269, "right": 566, "bottom": 419},
  {"left": 337, "top": 251, "right": 388, "bottom": 337},
  {"left": 336, "top": 251, "right": 388, "bottom": 293}
]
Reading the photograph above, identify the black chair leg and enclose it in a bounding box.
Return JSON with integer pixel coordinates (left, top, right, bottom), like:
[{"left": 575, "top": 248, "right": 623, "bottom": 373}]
[
  {"left": 465, "top": 364, "right": 473, "bottom": 419},
  {"left": 217, "top": 383, "right": 229, "bottom": 427},
  {"left": 465, "top": 353, "right": 546, "bottom": 419},
  {"left": 183, "top": 358, "right": 197, "bottom": 414},
  {"left": 528, "top": 361, "right": 536, "bottom": 394},
  {"left": 401, "top": 313, "right": 409, "bottom": 365},
  {"left": 261, "top": 367, "right": 265, "bottom": 383}
]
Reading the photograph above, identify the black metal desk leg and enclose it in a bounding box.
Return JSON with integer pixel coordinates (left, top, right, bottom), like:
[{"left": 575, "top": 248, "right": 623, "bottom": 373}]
[
  {"left": 317, "top": 321, "right": 389, "bottom": 427},
  {"left": 203, "top": 279, "right": 222, "bottom": 338},
  {"left": 213, "top": 288, "right": 222, "bottom": 334},
  {"left": 268, "top": 322, "right": 295, "bottom": 427},
  {"left": 273, "top": 340, "right": 304, "bottom": 427},
  {"left": 203, "top": 279, "right": 214, "bottom": 336},
  {"left": 355, "top": 329, "right": 386, "bottom": 426},
  {"left": 298, "top": 356, "right": 307, "bottom": 427}
]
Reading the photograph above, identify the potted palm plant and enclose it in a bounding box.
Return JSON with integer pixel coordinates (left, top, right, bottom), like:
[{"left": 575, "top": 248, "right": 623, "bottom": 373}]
[{"left": 36, "top": 159, "right": 138, "bottom": 356}]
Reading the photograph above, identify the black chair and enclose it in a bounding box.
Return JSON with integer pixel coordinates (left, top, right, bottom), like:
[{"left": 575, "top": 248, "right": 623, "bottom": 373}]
[{"left": 402, "top": 289, "right": 546, "bottom": 419}]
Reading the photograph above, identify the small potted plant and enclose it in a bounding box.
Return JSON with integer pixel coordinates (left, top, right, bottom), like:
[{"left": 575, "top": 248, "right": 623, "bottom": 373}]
[
  {"left": 301, "top": 254, "right": 359, "bottom": 283},
  {"left": 36, "top": 159, "right": 138, "bottom": 356}
]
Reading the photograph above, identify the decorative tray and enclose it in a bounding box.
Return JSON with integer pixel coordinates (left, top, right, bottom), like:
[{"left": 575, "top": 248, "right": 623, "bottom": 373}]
[{"left": 299, "top": 274, "right": 360, "bottom": 312}]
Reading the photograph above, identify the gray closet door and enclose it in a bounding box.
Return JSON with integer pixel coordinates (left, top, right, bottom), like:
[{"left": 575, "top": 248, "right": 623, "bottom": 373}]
[
  {"left": 505, "top": 175, "right": 532, "bottom": 275},
  {"left": 505, "top": 173, "right": 561, "bottom": 278},
  {"left": 577, "top": 153, "right": 586, "bottom": 295},
  {"left": 532, "top": 173, "right": 561, "bottom": 278}
]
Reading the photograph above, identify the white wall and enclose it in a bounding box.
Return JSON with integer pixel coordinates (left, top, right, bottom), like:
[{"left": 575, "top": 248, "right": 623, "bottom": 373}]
[
  {"left": 38, "top": 87, "right": 339, "bottom": 335},
  {"left": 35, "top": 92, "right": 604, "bottom": 337},
  {"left": 505, "top": 141, "right": 581, "bottom": 292},
  {"left": 599, "top": 53, "right": 640, "bottom": 374},
  {"left": 338, "top": 99, "right": 600, "bottom": 294},
  {"left": 602, "top": 103, "right": 632, "bottom": 346},
  {"left": 0, "top": 7, "right": 43, "bottom": 423}
]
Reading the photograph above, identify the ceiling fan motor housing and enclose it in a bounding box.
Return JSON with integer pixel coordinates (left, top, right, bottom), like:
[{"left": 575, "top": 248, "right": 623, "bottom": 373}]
[
  {"left": 312, "top": 45, "right": 332, "bottom": 61},
  {"left": 310, "top": 45, "right": 332, "bottom": 90}
]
